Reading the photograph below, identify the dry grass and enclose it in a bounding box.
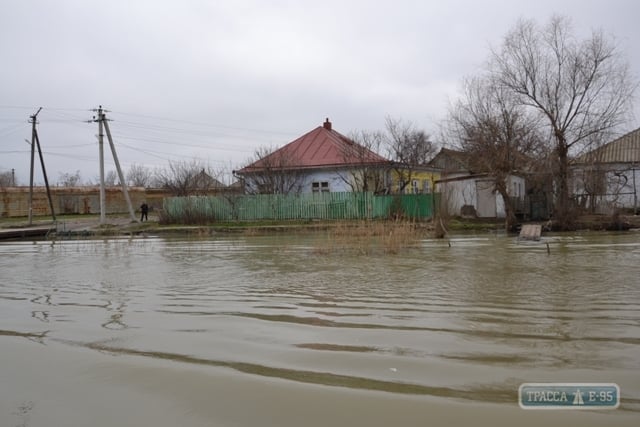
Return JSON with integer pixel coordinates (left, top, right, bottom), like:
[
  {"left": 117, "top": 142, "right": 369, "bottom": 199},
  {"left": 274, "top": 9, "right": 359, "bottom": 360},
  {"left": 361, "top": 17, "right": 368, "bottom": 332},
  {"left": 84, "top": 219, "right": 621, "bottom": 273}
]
[{"left": 315, "top": 220, "right": 430, "bottom": 255}]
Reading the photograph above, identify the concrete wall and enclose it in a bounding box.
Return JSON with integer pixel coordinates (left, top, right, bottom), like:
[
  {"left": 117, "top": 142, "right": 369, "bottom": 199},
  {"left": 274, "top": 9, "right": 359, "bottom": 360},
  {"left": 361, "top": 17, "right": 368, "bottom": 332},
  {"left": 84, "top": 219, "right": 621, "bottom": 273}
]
[
  {"left": 0, "top": 186, "right": 147, "bottom": 218},
  {"left": 436, "top": 174, "right": 526, "bottom": 218}
]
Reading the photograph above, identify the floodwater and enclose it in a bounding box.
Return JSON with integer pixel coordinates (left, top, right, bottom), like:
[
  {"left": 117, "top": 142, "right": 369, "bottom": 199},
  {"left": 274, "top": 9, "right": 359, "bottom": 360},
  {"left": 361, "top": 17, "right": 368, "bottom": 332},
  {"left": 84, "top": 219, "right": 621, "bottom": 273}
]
[{"left": 1, "top": 231, "right": 639, "bottom": 427}]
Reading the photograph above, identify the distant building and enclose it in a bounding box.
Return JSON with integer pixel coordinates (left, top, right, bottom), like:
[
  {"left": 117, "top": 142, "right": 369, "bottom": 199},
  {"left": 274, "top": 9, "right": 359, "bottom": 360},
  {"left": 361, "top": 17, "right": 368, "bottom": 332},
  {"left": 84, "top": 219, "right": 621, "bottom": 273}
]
[
  {"left": 572, "top": 128, "right": 640, "bottom": 213},
  {"left": 190, "top": 169, "right": 226, "bottom": 194},
  {"left": 235, "top": 119, "right": 391, "bottom": 194},
  {"left": 388, "top": 167, "right": 440, "bottom": 195},
  {"left": 429, "top": 148, "right": 526, "bottom": 218}
]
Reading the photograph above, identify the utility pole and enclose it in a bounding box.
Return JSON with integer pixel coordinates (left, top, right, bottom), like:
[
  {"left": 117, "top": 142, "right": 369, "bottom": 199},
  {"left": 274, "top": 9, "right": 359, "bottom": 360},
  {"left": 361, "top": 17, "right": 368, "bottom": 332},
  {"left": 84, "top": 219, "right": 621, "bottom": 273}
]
[
  {"left": 633, "top": 164, "right": 638, "bottom": 214},
  {"left": 93, "top": 106, "right": 107, "bottom": 224},
  {"left": 28, "top": 108, "right": 40, "bottom": 225},
  {"left": 34, "top": 121, "right": 56, "bottom": 223},
  {"left": 92, "top": 106, "right": 138, "bottom": 223},
  {"left": 103, "top": 115, "right": 137, "bottom": 222},
  {"left": 28, "top": 108, "right": 56, "bottom": 225}
]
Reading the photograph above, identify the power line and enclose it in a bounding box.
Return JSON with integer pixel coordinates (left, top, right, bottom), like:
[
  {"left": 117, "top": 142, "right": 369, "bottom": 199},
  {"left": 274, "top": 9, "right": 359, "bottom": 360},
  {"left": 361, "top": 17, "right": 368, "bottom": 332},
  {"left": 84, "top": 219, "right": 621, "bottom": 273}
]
[
  {"left": 0, "top": 123, "right": 30, "bottom": 137},
  {"left": 0, "top": 105, "right": 91, "bottom": 112},
  {"left": 3, "top": 105, "right": 295, "bottom": 180},
  {"left": 114, "top": 120, "right": 278, "bottom": 141},
  {"left": 1, "top": 105, "right": 300, "bottom": 138},
  {"left": 116, "top": 141, "right": 234, "bottom": 165},
  {"left": 109, "top": 109, "right": 298, "bottom": 137},
  {"left": 43, "top": 109, "right": 92, "bottom": 123},
  {"left": 39, "top": 151, "right": 97, "bottom": 162},
  {"left": 0, "top": 150, "right": 29, "bottom": 154},
  {"left": 0, "top": 105, "right": 38, "bottom": 110},
  {"left": 111, "top": 132, "right": 255, "bottom": 153},
  {"left": 2, "top": 106, "right": 294, "bottom": 153}
]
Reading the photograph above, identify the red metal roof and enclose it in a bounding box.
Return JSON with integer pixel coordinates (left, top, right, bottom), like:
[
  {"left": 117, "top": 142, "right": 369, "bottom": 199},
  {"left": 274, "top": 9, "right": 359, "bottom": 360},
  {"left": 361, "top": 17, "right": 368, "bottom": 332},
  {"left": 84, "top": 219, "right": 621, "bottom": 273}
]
[{"left": 238, "top": 119, "right": 389, "bottom": 173}]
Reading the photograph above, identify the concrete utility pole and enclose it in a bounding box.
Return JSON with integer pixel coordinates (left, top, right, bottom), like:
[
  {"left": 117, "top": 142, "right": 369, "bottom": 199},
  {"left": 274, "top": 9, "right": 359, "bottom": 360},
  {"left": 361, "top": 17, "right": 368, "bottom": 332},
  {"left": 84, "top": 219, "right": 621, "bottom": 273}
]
[
  {"left": 95, "top": 106, "right": 106, "bottom": 224},
  {"left": 103, "top": 116, "right": 137, "bottom": 222},
  {"left": 92, "top": 106, "right": 138, "bottom": 223},
  {"left": 633, "top": 164, "right": 638, "bottom": 214}
]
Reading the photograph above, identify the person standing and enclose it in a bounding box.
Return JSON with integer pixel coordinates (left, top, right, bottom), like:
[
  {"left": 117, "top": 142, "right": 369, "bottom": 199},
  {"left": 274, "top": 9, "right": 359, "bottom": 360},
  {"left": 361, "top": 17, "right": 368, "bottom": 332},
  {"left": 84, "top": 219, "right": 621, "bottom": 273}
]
[{"left": 140, "top": 202, "right": 149, "bottom": 222}]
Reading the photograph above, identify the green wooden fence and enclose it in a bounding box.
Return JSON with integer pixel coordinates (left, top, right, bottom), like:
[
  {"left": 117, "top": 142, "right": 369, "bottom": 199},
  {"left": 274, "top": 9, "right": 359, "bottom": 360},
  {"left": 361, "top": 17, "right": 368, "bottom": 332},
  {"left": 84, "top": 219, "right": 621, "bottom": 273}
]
[{"left": 162, "top": 192, "right": 438, "bottom": 223}]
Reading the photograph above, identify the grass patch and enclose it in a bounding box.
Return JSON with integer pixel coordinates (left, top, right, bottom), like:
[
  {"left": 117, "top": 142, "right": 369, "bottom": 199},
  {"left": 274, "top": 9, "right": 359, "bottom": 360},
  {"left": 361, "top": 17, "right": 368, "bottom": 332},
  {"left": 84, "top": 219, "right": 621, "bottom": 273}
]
[
  {"left": 315, "top": 220, "right": 430, "bottom": 255},
  {"left": 446, "top": 218, "right": 502, "bottom": 231}
]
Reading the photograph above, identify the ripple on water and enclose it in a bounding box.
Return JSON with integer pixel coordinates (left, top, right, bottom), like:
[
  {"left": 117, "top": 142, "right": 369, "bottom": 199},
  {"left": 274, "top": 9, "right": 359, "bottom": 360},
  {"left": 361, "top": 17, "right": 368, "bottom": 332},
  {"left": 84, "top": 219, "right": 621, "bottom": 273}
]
[{"left": 0, "top": 233, "right": 639, "bottom": 412}]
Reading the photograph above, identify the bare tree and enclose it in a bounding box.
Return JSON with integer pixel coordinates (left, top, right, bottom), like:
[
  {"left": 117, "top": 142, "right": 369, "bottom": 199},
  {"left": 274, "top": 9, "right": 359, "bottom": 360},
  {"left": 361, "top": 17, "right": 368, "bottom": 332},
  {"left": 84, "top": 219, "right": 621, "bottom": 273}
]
[
  {"left": 0, "top": 169, "right": 15, "bottom": 187},
  {"left": 448, "top": 76, "right": 544, "bottom": 230},
  {"left": 154, "top": 159, "right": 222, "bottom": 196},
  {"left": 239, "top": 146, "right": 306, "bottom": 194},
  {"left": 127, "top": 163, "right": 153, "bottom": 187},
  {"left": 58, "top": 170, "right": 82, "bottom": 187},
  {"left": 338, "top": 130, "right": 389, "bottom": 193},
  {"left": 385, "top": 117, "right": 436, "bottom": 193},
  {"left": 491, "top": 15, "right": 637, "bottom": 228},
  {"left": 105, "top": 170, "right": 118, "bottom": 186}
]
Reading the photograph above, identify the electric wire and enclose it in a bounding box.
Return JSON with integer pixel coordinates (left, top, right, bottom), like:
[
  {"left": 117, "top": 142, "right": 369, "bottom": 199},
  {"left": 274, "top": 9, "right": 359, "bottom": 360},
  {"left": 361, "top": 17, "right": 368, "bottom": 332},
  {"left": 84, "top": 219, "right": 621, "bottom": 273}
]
[{"left": 2, "top": 105, "right": 297, "bottom": 181}]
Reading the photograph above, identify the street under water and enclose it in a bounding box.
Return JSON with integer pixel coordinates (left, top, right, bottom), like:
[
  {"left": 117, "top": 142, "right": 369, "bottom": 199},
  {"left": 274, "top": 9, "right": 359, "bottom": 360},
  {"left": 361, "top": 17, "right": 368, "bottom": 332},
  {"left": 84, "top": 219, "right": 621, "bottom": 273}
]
[{"left": 1, "top": 231, "right": 639, "bottom": 426}]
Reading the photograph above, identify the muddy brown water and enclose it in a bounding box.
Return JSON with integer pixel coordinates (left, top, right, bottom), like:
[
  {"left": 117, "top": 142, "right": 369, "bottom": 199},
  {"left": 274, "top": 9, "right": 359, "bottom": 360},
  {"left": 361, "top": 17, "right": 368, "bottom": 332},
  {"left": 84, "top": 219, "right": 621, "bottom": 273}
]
[{"left": 1, "top": 231, "right": 639, "bottom": 426}]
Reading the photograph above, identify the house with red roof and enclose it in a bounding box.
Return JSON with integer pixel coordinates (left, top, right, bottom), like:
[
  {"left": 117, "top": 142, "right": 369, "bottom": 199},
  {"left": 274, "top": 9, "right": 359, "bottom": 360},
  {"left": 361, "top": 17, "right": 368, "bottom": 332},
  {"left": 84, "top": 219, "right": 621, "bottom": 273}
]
[{"left": 235, "top": 119, "right": 392, "bottom": 194}]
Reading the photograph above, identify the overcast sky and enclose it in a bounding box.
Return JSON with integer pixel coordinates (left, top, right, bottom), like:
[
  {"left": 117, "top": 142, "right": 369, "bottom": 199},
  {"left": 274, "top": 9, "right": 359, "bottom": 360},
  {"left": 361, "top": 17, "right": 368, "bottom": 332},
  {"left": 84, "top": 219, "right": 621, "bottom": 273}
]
[{"left": 1, "top": 0, "right": 639, "bottom": 185}]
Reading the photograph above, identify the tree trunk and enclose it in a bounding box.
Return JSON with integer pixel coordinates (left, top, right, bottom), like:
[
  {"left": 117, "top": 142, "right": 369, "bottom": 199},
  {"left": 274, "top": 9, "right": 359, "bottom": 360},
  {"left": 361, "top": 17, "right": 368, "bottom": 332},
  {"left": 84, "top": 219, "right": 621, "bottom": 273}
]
[
  {"left": 554, "top": 137, "right": 575, "bottom": 230},
  {"left": 496, "top": 183, "right": 517, "bottom": 232}
]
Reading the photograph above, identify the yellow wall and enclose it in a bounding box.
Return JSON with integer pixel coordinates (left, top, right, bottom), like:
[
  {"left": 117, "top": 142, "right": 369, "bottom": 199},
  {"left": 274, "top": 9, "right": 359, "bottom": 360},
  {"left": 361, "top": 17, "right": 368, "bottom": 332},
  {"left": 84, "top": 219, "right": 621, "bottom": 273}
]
[{"left": 389, "top": 170, "right": 441, "bottom": 194}]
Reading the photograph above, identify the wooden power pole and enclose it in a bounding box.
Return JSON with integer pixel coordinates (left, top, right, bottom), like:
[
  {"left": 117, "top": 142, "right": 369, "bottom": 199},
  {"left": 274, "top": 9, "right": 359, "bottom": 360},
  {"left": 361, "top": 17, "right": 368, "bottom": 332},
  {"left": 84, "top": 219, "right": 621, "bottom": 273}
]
[{"left": 28, "top": 108, "right": 56, "bottom": 225}]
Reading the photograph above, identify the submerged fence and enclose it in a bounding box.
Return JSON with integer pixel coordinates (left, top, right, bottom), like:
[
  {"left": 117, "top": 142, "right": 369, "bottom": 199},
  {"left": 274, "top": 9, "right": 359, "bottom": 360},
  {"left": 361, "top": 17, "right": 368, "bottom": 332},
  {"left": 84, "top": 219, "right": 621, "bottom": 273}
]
[{"left": 162, "top": 192, "right": 438, "bottom": 223}]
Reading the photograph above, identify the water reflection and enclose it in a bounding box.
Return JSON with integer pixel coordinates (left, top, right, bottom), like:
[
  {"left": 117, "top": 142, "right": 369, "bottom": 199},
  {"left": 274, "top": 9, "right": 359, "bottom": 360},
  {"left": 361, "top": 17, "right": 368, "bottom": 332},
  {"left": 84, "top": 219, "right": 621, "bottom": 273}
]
[{"left": 1, "top": 232, "right": 639, "bottom": 415}]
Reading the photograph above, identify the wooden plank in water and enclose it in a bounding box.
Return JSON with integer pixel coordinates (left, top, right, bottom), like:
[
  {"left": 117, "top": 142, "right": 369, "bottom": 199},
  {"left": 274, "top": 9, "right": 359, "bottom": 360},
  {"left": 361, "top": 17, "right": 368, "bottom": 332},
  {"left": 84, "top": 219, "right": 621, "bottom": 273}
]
[
  {"left": 0, "top": 226, "right": 55, "bottom": 240},
  {"left": 519, "top": 224, "right": 542, "bottom": 241}
]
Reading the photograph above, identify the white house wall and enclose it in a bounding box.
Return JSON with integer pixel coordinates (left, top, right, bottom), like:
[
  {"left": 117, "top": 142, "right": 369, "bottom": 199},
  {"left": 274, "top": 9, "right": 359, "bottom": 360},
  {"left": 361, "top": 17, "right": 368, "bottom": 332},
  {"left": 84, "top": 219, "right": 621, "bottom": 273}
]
[
  {"left": 596, "top": 164, "right": 639, "bottom": 212},
  {"left": 438, "top": 179, "right": 477, "bottom": 216},
  {"left": 299, "top": 170, "right": 352, "bottom": 193},
  {"left": 475, "top": 179, "right": 497, "bottom": 217},
  {"left": 572, "top": 164, "right": 639, "bottom": 213},
  {"left": 611, "top": 166, "right": 639, "bottom": 209},
  {"left": 437, "top": 174, "right": 525, "bottom": 218},
  {"left": 507, "top": 175, "right": 525, "bottom": 199},
  {"left": 243, "top": 170, "right": 355, "bottom": 194},
  {"left": 500, "top": 175, "right": 526, "bottom": 218}
]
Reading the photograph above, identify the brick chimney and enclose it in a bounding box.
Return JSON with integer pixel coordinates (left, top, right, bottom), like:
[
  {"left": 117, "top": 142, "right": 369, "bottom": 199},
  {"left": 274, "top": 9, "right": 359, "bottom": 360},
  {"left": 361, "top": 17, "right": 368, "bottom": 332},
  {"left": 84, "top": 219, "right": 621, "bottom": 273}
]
[{"left": 323, "top": 118, "right": 332, "bottom": 131}]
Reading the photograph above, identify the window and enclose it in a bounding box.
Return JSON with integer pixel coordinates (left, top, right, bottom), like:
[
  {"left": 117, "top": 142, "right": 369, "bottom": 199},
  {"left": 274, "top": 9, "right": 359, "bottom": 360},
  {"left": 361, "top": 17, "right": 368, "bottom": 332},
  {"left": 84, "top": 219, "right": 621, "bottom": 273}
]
[
  {"left": 423, "top": 180, "right": 431, "bottom": 193},
  {"left": 312, "top": 181, "right": 329, "bottom": 193},
  {"left": 412, "top": 180, "right": 419, "bottom": 194}
]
